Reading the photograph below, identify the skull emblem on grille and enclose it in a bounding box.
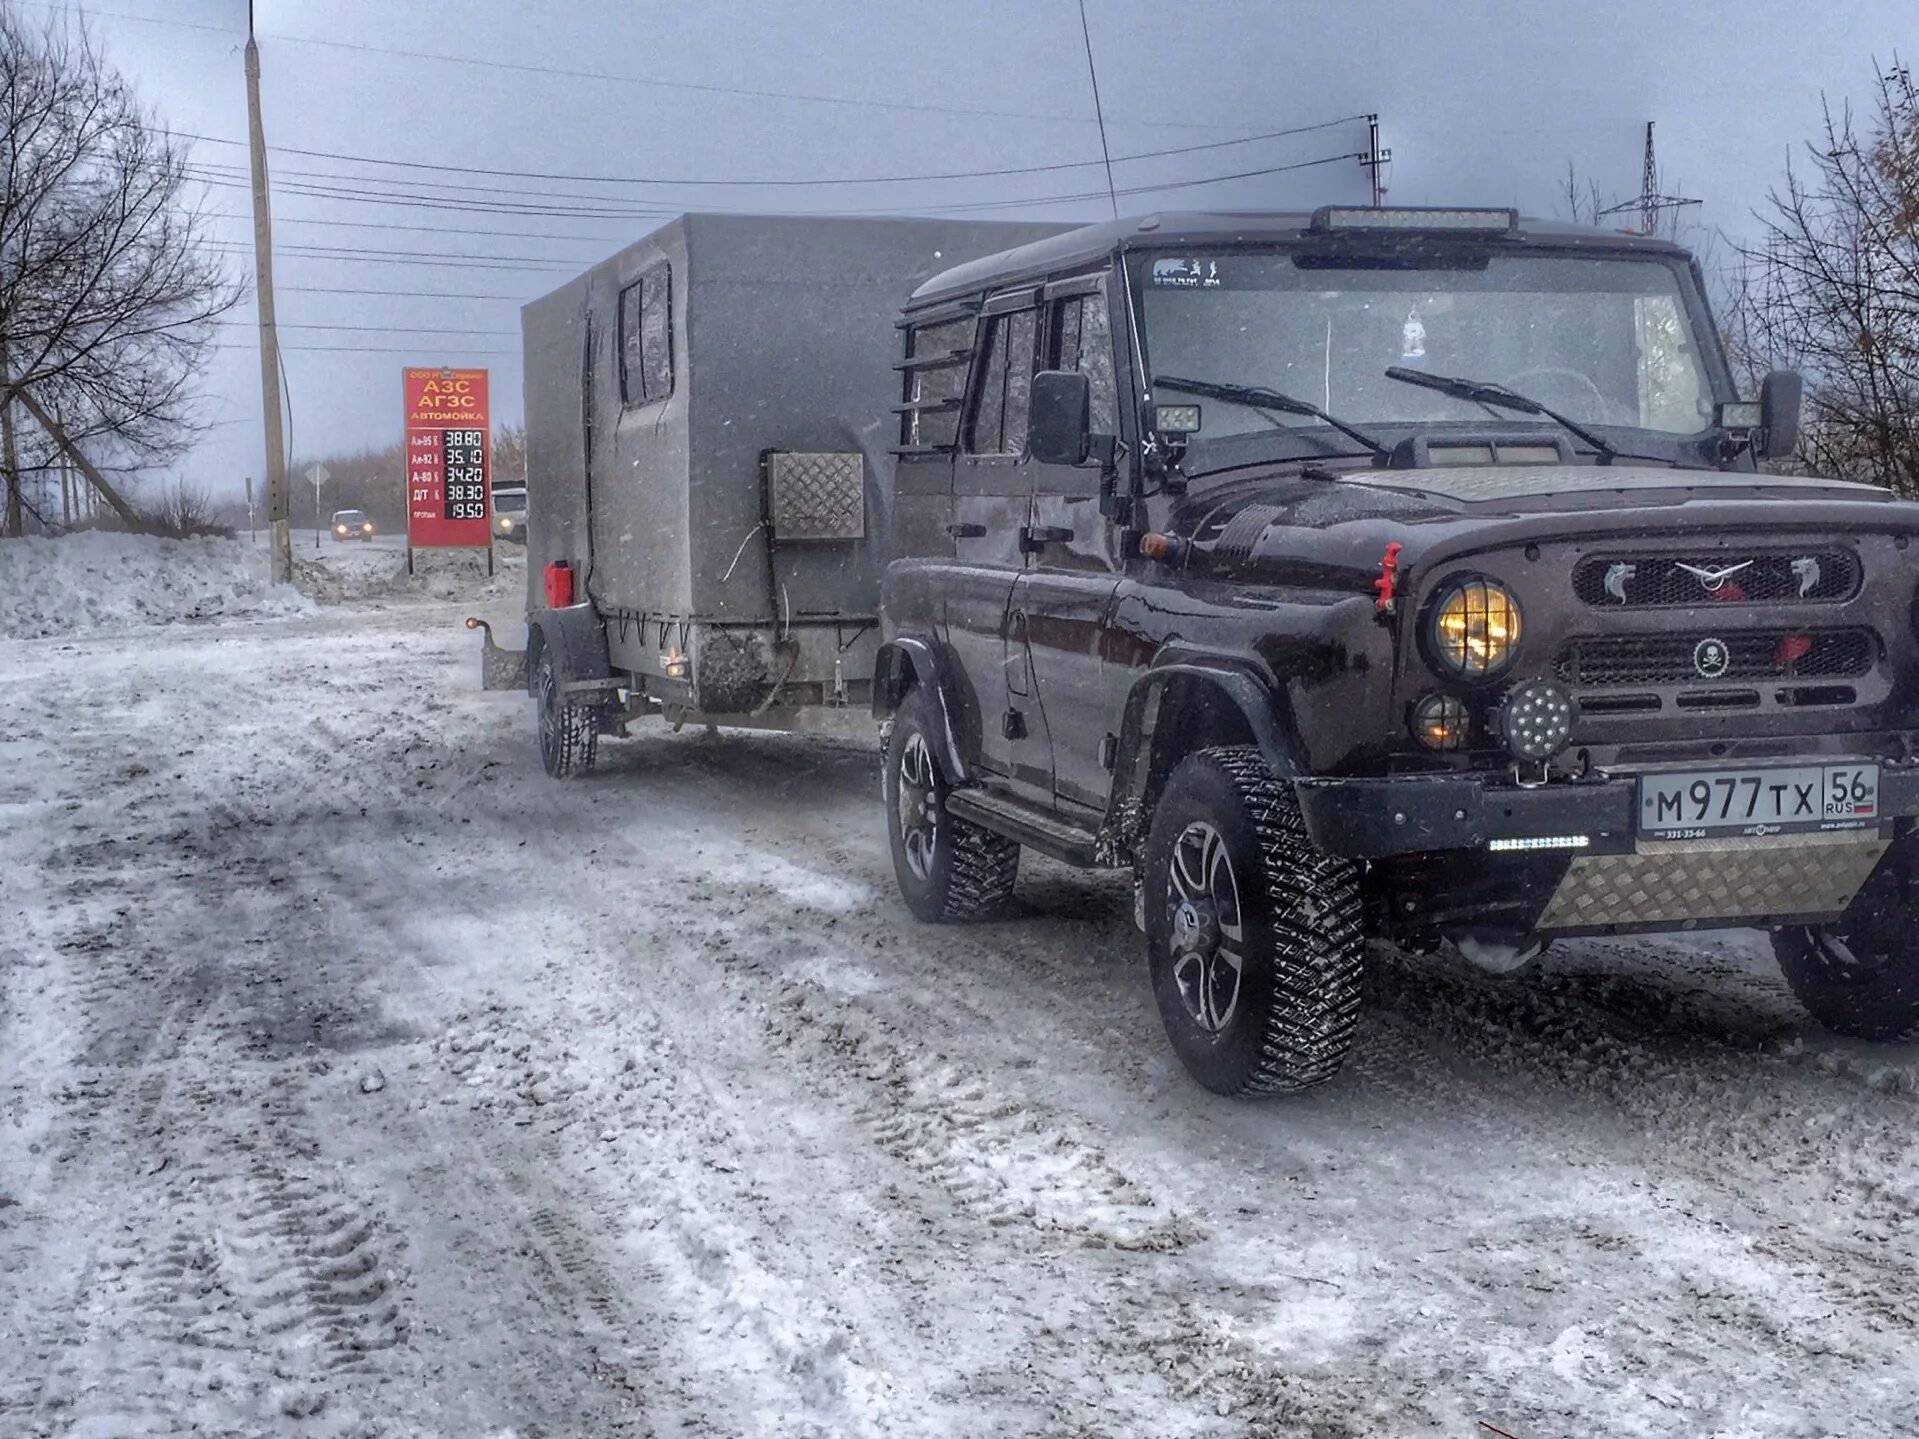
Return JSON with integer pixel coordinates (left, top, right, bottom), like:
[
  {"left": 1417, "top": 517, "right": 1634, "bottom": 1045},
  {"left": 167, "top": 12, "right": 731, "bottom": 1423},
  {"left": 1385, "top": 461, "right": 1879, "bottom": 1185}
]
[{"left": 1694, "top": 637, "right": 1731, "bottom": 679}]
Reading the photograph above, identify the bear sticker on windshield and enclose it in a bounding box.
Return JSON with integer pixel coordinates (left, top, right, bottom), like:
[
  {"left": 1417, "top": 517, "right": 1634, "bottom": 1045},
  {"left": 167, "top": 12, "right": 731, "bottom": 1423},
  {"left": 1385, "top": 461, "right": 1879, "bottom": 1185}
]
[{"left": 1150, "top": 257, "right": 1223, "bottom": 288}]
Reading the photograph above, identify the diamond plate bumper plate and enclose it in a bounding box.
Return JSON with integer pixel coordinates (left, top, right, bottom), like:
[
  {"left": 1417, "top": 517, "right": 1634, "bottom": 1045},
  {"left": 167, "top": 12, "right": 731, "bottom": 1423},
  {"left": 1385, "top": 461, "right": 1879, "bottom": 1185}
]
[
  {"left": 1537, "top": 831, "right": 1888, "bottom": 930},
  {"left": 766, "top": 451, "right": 864, "bottom": 541}
]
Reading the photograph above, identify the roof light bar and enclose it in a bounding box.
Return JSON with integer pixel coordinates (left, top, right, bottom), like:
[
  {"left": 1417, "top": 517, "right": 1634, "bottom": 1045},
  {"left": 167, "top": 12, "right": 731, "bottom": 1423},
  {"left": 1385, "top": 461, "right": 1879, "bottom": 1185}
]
[
  {"left": 1311, "top": 206, "right": 1518, "bottom": 235},
  {"left": 1487, "top": 835, "right": 1592, "bottom": 853}
]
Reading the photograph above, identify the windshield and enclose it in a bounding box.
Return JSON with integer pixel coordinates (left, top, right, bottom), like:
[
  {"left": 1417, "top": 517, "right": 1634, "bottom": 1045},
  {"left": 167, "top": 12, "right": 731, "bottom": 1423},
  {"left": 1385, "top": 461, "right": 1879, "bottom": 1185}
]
[
  {"left": 1135, "top": 250, "right": 1717, "bottom": 449},
  {"left": 334, "top": 510, "right": 366, "bottom": 523},
  {"left": 494, "top": 490, "right": 527, "bottom": 513}
]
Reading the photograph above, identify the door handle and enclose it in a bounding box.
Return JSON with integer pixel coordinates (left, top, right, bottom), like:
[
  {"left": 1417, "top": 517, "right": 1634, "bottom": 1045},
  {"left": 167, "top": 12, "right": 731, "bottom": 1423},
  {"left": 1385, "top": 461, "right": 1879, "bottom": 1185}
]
[
  {"left": 945, "top": 522, "right": 987, "bottom": 538},
  {"left": 1018, "top": 525, "right": 1074, "bottom": 554}
]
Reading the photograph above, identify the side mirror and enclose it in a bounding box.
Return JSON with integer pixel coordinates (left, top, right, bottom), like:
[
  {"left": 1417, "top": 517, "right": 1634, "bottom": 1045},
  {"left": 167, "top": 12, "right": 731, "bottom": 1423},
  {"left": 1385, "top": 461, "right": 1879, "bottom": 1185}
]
[
  {"left": 1029, "top": 370, "right": 1091, "bottom": 466},
  {"left": 1759, "top": 370, "right": 1802, "bottom": 459}
]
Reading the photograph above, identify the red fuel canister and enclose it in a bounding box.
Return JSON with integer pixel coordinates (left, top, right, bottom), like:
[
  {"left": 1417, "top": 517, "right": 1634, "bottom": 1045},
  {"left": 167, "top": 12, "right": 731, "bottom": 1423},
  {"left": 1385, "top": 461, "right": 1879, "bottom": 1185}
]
[{"left": 543, "top": 561, "right": 574, "bottom": 609}]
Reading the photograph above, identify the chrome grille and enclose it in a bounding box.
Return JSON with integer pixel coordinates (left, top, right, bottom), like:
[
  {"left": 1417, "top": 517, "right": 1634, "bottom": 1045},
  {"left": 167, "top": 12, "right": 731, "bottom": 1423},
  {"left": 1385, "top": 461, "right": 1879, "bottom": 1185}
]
[
  {"left": 1554, "top": 629, "right": 1876, "bottom": 688},
  {"left": 1573, "top": 551, "right": 1858, "bottom": 607}
]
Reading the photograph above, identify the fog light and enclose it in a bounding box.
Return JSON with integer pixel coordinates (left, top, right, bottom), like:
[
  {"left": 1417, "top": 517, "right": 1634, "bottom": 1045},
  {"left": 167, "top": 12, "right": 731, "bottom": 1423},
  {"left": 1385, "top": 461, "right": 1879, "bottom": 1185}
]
[
  {"left": 1411, "top": 692, "right": 1469, "bottom": 750},
  {"left": 661, "top": 645, "right": 687, "bottom": 679},
  {"left": 1498, "top": 678, "right": 1576, "bottom": 761}
]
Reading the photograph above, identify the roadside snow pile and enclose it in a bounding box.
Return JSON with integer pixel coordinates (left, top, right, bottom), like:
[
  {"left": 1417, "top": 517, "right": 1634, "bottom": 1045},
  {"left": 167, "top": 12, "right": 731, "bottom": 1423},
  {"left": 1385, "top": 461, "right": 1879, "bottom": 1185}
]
[
  {"left": 0, "top": 531, "right": 312, "bottom": 639},
  {"left": 295, "top": 544, "right": 524, "bottom": 605}
]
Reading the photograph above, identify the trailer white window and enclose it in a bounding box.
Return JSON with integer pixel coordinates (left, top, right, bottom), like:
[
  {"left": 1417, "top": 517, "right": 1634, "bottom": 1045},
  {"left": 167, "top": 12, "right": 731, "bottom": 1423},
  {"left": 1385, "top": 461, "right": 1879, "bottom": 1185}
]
[{"left": 619, "top": 261, "right": 674, "bottom": 406}]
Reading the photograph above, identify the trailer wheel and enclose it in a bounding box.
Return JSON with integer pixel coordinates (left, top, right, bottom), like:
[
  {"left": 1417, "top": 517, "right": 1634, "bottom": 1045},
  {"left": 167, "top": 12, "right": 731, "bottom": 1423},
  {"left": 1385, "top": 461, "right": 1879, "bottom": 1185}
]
[
  {"left": 535, "top": 649, "right": 598, "bottom": 779},
  {"left": 1773, "top": 837, "right": 1919, "bottom": 1040},
  {"left": 1142, "top": 746, "right": 1363, "bottom": 1096},
  {"left": 884, "top": 688, "right": 1018, "bottom": 922}
]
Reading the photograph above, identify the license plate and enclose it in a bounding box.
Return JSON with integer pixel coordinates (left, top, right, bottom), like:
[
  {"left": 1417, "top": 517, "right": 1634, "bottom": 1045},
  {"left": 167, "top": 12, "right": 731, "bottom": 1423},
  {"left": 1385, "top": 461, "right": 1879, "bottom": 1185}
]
[{"left": 1637, "top": 763, "right": 1880, "bottom": 839}]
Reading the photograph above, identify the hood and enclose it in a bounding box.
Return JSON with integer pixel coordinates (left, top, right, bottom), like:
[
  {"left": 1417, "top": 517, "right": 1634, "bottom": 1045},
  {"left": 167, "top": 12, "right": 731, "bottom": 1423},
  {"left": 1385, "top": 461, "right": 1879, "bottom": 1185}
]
[
  {"left": 1173, "top": 463, "right": 1916, "bottom": 595},
  {"left": 1348, "top": 463, "right": 1884, "bottom": 509}
]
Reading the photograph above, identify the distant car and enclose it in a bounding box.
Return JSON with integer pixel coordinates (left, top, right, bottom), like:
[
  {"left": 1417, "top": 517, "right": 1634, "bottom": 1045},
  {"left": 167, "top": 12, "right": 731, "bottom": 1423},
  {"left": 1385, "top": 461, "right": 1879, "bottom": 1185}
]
[
  {"left": 493, "top": 487, "right": 527, "bottom": 544},
  {"left": 331, "top": 508, "right": 374, "bottom": 541}
]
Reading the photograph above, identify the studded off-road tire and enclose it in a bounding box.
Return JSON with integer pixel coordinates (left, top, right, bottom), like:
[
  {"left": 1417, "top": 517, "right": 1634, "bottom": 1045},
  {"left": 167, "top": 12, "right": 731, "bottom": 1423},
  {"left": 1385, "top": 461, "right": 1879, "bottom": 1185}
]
[
  {"left": 884, "top": 687, "right": 1019, "bottom": 922},
  {"left": 535, "top": 648, "right": 598, "bottom": 779},
  {"left": 1143, "top": 746, "right": 1363, "bottom": 1096},
  {"left": 1773, "top": 835, "right": 1919, "bottom": 1041}
]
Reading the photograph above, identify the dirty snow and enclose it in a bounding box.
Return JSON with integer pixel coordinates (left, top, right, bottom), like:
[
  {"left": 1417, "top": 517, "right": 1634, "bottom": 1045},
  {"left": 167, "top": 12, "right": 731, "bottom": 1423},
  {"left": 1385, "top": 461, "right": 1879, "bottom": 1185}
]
[
  {"left": 292, "top": 537, "right": 524, "bottom": 606},
  {"left": 4, "top": 549, "right": 1919, "bottom": 1437},
  {"left": 0, "top": 531, "right": 311, "bottom": 638}
]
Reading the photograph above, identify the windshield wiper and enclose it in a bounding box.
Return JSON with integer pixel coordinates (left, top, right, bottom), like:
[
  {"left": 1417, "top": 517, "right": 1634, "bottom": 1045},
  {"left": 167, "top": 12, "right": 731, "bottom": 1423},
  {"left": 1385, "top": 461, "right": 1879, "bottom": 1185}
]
[
  {"left": 1154, "top": 374, "right": 1390, "bottom": 462},
  {"left": 1383, "top": 366, "right": 1617, "bottom": 462}
]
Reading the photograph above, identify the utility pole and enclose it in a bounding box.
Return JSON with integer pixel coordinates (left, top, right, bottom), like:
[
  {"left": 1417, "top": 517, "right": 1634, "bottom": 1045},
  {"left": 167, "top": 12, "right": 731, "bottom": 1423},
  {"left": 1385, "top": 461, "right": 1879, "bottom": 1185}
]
[
  {"left": 1360, "top": 114, "right": 1392, "bottom": 207},
  {"left": 244, "top": 3, "right": 292, "bottom": 582},
  {"left": 1598, "top": 122, "right": 1701, "bottom": 237}
]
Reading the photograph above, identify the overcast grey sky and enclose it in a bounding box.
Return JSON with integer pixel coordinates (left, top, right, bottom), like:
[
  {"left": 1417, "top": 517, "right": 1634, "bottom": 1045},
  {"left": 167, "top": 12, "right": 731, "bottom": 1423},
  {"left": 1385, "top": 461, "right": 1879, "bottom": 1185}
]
[{"left": 24, "top": 0, "right": 1914, "bottom": 498}]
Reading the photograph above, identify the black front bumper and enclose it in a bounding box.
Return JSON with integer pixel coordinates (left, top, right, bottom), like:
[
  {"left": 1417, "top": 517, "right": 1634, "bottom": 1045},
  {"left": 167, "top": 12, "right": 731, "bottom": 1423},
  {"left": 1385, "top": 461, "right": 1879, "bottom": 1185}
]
[{"left": 1294, "top": 762, "right": 1919, "bottom": 860}]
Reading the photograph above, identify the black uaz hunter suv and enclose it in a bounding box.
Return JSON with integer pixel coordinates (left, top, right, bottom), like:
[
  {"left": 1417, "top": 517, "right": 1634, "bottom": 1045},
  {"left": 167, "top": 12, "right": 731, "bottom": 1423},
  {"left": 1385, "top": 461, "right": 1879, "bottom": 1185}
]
[{"left": 874, "top": 206, "right": 1919, "bottom": 1096}]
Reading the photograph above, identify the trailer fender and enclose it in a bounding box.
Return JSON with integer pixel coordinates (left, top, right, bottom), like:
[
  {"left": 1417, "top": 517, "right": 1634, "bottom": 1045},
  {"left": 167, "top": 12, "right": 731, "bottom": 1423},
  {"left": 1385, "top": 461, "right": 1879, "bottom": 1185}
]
[
  {"left": 1107, "top": 661, "right": 1303, "bottom": 843},
  {"left": 464, "top": 617, "right": 529, "bottom": 692},
  {"left": 873, "top": 636, "right": 967, "bottom": 781},
  {"left": 526, "top": 605, "right": 613, "bottom": 699}
]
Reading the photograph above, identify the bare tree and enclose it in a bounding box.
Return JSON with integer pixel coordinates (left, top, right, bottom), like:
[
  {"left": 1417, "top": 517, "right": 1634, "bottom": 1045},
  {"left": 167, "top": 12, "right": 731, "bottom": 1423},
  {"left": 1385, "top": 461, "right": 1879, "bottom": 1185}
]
[
  {"left": 1728, "top": 63, "right": 1919, "bottom": 491},
  {"left": 1560, "top": 161, "right": 1608, "bottom": 228},
  {"left": 492, "top": 422, "right": 527, "bottom": 485},
  {"left": 0, "top": 6, "right": 240, "bottom": 535}
]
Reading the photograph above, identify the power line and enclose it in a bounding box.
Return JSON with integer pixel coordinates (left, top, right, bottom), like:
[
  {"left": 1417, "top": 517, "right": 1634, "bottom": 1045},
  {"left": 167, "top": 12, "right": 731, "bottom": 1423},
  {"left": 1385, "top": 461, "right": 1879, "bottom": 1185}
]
[
  {"left": 17, "top": 0, "right": 1236, "bottom": 131},
  {"left": 217, "top": 322, "right": 519, "bottom": 336},
  {"left": 190, "top": 172, "right": 671, "bottom": 223},
  {"left": 262, "top": 215, "right": 622, "bottom": 244},
  {"left": 188, "top": 150, "right": 1367, "bottom": 228},
  {"left": 279, "top": 285, "right": 535, "bottom": 300},
  {"left": 206, "top": 238, "right": 565, "bottom": 265},
  {"left": 215, "top": 343, "right": 520, "bottom": 356},
  {"left": 205, "top": 244, "right": 568, "bottom": 273},
  {"left": 175, "top": 114, "right": 1371, "bottom": 190}
]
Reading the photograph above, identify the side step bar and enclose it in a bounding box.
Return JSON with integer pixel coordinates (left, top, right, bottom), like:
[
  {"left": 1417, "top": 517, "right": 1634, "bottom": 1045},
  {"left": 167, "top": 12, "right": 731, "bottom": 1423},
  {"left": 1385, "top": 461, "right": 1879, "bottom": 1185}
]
[{"left": 945, "top": 788, "right": 1105, "bottom": 868}]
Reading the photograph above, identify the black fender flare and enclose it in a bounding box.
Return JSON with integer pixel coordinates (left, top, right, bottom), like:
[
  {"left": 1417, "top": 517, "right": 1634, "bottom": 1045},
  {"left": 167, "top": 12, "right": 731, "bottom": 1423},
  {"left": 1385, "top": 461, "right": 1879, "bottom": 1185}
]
[
  {"left": 872, "top": 636, "right": 968, "bottom": 782},
  {"left": 1107, "top": 658, "right": 1304, "bottom": 833},
  {"left": 526, "top": 605, "right": 612, "bottom": 699}
]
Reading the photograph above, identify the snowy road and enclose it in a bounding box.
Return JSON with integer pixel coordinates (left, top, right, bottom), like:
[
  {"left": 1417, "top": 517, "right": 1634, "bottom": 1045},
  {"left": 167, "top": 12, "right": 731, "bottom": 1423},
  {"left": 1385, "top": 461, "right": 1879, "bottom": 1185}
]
[{"left": 5, "top": 596, "right": 1919, "bottom": 1438}]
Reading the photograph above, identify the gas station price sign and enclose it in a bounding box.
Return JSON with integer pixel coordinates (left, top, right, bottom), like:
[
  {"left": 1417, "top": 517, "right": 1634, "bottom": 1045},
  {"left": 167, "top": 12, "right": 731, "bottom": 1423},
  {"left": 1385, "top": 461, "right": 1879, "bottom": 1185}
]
[{"left": 403, "top": 368, "right": 492, "bottom": 549}]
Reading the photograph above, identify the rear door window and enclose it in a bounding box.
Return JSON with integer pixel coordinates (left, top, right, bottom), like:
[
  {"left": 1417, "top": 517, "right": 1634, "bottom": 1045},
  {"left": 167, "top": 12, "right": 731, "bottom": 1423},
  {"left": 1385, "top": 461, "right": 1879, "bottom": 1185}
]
[
  {"left": 965, "top": 308, "right": 1037, "bottom": 455},
  {"left": 901, "top": 317, "right": 973, "bottom": 449}
]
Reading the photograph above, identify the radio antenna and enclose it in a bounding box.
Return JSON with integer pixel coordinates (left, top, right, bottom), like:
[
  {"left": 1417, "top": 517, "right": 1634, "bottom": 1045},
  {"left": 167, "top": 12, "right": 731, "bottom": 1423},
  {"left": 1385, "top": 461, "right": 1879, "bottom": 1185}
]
[{"left": 1076, "top": 0, "right": 1119, "bottom": 219}]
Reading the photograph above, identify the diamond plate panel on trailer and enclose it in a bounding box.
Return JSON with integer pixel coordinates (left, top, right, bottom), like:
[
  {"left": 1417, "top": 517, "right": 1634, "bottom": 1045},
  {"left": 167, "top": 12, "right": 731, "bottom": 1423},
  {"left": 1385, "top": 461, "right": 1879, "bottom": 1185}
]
[
  {"left": 1537, "top": 831, "right": 1887, "bottom": 930},
  {"left": 767, "top": 451, "right": 864, "bottom": 541}
]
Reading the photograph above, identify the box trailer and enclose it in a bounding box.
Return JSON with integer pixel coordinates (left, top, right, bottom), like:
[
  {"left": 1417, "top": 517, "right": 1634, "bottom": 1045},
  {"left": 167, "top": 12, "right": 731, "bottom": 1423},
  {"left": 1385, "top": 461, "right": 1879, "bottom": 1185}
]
[{"left": 491, "top": 213, "right": 1069, "bottom": 775}]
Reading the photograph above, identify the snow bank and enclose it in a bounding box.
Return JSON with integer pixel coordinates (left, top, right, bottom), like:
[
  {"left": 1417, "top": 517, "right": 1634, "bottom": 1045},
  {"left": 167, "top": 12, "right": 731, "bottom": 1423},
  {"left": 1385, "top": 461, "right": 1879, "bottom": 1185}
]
[
  {"left": 0, "top": 531, "right": 312, "bottom": 639},
  {"left": 294, "top": 544, "right": 524, "bottom": 605}
]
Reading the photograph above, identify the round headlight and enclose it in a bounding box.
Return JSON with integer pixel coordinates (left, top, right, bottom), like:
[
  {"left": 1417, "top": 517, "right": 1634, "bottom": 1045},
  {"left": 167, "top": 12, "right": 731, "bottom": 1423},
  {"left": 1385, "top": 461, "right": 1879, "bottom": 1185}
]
[
  {"left": 1431, "top": 578, "right": 1523, "bottom": 679},
  {"left": 1498, "top": 678, "right": 1577, "bottom": 762},
  {"left": 1411, "top": 692, "right": 1469, "bottom": 750}
]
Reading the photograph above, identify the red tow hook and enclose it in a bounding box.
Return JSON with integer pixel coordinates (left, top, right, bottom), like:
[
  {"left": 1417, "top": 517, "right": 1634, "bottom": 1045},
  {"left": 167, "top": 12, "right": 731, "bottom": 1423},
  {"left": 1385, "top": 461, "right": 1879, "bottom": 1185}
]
[{"left": 1373, "top": 541, "right": 1404, "bottom": 615}]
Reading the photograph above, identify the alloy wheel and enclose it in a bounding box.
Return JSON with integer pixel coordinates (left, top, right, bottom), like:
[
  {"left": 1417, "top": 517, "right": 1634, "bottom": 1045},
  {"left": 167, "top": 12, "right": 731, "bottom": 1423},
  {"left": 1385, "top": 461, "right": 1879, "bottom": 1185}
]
[
  {"left": 1166, "top": 820, "right": 1245, "bottom": 1033},
  {"left": 897, "top": 731, "right": 940, "bottom": 881}
]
